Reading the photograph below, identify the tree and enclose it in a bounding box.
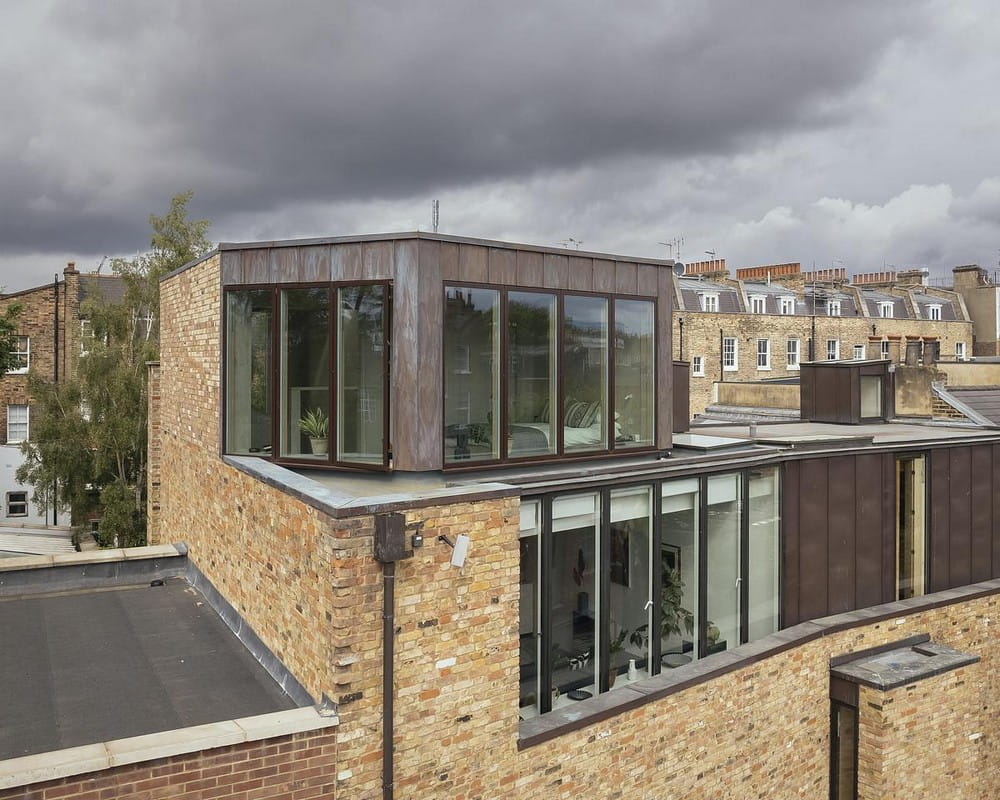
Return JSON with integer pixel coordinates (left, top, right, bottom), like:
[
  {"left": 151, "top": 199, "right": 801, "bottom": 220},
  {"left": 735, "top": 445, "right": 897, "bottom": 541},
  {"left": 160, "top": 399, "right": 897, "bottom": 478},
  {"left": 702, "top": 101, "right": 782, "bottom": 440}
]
[
  {"left": 0, "top": 302, "right": 22, "bottom": 376},
  {"left": 18, "top": 192, "right": 211, "bottom": 546}
]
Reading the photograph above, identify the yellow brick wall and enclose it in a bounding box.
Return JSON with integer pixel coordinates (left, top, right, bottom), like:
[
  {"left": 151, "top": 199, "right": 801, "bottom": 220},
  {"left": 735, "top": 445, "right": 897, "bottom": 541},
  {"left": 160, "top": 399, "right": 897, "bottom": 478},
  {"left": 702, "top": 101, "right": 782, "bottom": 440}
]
[
  {"left": 858, "top": 665, "right": 990, "bottom": 800},
  {"left": 676, "top": 310, "right": 972, "bottom": 416},
  {"left": 156, "top": 256, "right": 1000, "bottom": 799}
]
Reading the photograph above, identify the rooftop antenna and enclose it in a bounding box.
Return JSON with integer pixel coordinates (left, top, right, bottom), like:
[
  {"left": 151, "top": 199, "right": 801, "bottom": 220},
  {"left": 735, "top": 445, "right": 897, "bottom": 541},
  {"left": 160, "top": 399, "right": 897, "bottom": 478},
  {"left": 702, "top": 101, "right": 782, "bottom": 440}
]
[
  {"left": 561, "top": 237, "right": 583, "bottom": 250},
  {"left": 432, "top": 200, "right": 439, "bottom": 233},
  {"left": 658, "top": 236, "right": 684, "bottom": 259}
]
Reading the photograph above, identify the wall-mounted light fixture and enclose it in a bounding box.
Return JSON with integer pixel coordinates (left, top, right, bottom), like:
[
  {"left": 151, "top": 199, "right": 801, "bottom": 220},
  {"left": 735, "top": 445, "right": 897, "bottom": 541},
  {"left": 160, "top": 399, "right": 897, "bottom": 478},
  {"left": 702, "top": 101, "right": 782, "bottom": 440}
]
[{"left": 438, "top": 533, "right": 470, "bottom": 568}]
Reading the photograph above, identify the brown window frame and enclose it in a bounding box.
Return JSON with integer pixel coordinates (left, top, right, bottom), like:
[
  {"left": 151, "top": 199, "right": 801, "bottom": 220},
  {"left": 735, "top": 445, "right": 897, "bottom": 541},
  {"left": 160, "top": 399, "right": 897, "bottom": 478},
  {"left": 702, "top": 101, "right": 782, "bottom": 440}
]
[
  {"left": 221, "top": 280, "right": 392, "bottom": 472},
  {"left": 442, "top": 283, "right": 657, "bottom": 470}
]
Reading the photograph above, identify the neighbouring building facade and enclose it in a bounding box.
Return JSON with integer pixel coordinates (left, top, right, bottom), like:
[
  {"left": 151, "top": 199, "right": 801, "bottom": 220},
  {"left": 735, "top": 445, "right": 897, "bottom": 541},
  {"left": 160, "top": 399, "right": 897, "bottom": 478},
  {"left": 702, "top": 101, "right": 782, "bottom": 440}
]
[
  {"left": 674, "top": 260, "right": 973, "bottom": 417},
  {"left": 0, "top": 263, "right": 123, "bottom": 527},
  {"left": 107, "top": 232, "right": 1000, "bottom": 800}
]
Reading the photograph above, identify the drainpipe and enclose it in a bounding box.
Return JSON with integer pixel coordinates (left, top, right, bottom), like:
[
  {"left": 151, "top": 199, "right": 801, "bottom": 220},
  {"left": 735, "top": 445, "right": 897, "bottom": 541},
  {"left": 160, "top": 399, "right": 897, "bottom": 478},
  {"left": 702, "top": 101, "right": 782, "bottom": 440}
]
[
  {"left": 372, "top": 513, "right": 415, "bottom": 800},
  {"left": 382, "top": 561, "right": 396, "bottom": 800},
  {"left": 53, "top": 274, "right": 59, "bottom": 526}
]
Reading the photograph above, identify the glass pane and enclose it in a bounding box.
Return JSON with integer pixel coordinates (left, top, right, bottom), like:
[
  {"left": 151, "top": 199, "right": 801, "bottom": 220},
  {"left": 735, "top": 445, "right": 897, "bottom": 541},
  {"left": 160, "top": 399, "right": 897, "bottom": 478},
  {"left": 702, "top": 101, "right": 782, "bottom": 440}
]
[
  {"left": 860, "top": 375, "right": 882, "bottom": 418},
  {"left": 608, "top": 487, "right": 651, "bottom": 689},
  {"left": 706, "top": 474, "right": 741, "bottom": 656},
  {"left": 279, "top": 288, "right": 330, "bottom": 459},
  {"left": 563, "top": 296, "right": 608, "bottom": 453},
  {"left": 444, "top": 287, "right": 500, "bottom": 463},
  {"left": 225, "top": 290, "right": 272, "bottom": 455},
  {"left": 613, "top": 299, "right": 655, "bottom": 449},
  {"left": 660, "top": 479, "right": 698, "bottom": 668},
  {"left": 550, "top": 493, "right": 599, "bottom": 707},
  {"left": 338, "top": 286, "right": 385, "bottom": 464},
  {"left": 507, "top": 292, "right": 557, "bottom": 458},
  {"left": 748, "top": 467, "right": 780, "bottom": 641},
  {"left": 518, "top": 500, "right": 541, "bottom": 718}
]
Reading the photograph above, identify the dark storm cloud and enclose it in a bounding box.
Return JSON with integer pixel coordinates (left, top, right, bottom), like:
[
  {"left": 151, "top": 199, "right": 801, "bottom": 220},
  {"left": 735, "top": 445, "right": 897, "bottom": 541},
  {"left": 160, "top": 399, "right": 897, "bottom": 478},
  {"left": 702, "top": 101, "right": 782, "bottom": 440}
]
[{"left": 0, "top": 0, "right": 926, "bottom": 261}]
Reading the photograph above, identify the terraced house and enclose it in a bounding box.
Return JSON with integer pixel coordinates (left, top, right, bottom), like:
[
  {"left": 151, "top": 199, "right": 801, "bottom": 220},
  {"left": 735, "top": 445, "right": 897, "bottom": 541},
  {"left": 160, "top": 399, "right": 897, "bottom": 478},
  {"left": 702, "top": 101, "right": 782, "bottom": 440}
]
[
  {"left": 6, "top": 233, "right": 1000, "bottom": 799},
  {"left": 673, "top": 260, "right": 973, "bottom": 417},
  {"left": 0, "top": 263, "right": 123, "bottom": 528}
]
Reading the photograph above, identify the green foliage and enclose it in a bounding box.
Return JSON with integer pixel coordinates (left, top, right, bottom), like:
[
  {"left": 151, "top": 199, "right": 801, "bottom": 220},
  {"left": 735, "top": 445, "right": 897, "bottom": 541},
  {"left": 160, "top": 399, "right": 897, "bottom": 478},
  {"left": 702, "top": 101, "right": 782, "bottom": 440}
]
[
  {"left": 297, "top": 407, "right": 329, "bottom": 439},
  {"left": 17, "top": 192, "right": 211, "bottom": 546},
  {"left": 0, "top": 303, "right": 22, "bottom": 376}
]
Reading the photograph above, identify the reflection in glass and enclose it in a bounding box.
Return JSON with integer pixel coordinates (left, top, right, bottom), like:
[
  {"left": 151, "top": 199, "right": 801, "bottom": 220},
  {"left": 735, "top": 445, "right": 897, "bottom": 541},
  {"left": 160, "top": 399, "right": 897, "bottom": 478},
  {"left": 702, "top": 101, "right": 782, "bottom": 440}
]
[
  {"left": 563, "top": 296, "right": 608, "bottom": 452},
  {"left": 608, "top": 487, "right": 651, "bottom": 688},
  {"left": 660, "top": 479, "right": 699, "bottom": 668},
  {"left": 338, "top": 286, "right": 385, "bottom": 464},
  {"left": 706, "top": 474, "right": 741, "bottom": 656},
  {"left": 518, "top": 501, "right": 541, "bottom": 717},
  {"left": 613, "top": 299, "right": 655, "bottom": 448},
  {"left": 279, "top": 289, "right": 330, "bottom": 459},
  {"left": 549, "top": 493, "right": 599, "bottom": 709},
  {"left": 226, "top": 290, "right": 272, "bottom": 455},
  {"left": 444, "top": 287, "right": 499, "bottom": 463},
  {"left": 507, "top": 292, "right": 557, "bottom": 458},
  {"left": 748, "top": 467, "right": 780, "bottom": 640}
]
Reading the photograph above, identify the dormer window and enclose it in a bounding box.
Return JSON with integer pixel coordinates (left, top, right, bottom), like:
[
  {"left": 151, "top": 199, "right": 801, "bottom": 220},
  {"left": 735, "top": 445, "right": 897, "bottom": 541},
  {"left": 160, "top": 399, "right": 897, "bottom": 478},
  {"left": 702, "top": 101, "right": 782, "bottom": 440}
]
[
  {"left": 779, "top": 297, "right": 795, "bottom": 315},
  {"left": 827, "top": 300, "right": 841, "bottom": 317},
  {"left": 699, "top": 292, "right": 719, "bottom": 312},
  {"left": 749, "top": 295, "right": 766, "bottom": 314},
  {"left": 878, "top": 301, "right": 894, "bottom": 318},
  {"left": 926, "top": 304, "right": 942, "bottom": 321}
]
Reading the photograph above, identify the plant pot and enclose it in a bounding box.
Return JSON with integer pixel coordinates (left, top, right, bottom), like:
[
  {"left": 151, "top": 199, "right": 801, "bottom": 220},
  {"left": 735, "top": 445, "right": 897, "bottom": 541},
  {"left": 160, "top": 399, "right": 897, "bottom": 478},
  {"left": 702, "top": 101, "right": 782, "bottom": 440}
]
[{"left": 309, "top": 437, "right": 329, "bottom": 455}]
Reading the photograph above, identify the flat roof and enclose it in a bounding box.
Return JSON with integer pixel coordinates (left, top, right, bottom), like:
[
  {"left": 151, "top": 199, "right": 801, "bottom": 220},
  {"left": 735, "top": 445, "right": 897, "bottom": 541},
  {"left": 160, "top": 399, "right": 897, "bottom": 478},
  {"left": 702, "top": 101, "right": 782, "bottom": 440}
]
[{"left": 0, "top": 577, "right": 297, "bottom": 761}]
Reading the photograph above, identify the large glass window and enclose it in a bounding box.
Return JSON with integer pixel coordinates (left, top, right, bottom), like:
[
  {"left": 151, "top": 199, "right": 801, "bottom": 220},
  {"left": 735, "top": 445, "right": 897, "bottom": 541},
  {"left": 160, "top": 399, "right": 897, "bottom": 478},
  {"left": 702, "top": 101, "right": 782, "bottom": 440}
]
[
  {"left": 563, "top": 296, "right": 608, "bottom": 453},
  {"left": 226, "top": 290, "right": 273, "bottom": 455},
  {"left": 608, "top": 487, "right": 652, "bottom": 688},
  {"left": 706, "top": 474, "right": 741, "bottom": 657},
  {"left": 338, "top": 286, "right": 385, "bottom": 464},
  {"left": 614, "top": 300, "right": 655, "bottom": 449},
  {"left": 523, "top": 469, "right": 780, "bottom": 717},
  {"left": 660, "top": 479, "right": 699, "bottom": 669},
  {"left": 444, "top": 287, "right": 500, "bottom": 463},
  {"left": 508, "top": 292, "right": 557, "bottom": 458},
  {"left": 747, "top": 467, "right": 780, "bottom": 640},
  {"left": 549, "top": 493, "right": 599, "bottom": 710},
  {"left": 280, "top": 288, "right": 330, "bottom": 460}
]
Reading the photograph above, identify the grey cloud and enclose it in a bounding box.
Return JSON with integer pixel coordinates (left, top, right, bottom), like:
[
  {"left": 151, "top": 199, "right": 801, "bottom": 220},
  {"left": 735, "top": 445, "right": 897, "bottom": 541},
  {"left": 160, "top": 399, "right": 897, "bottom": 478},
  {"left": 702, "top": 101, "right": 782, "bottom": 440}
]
[{"left": 0, "top": 0, "right": 927, "bottom": 264}]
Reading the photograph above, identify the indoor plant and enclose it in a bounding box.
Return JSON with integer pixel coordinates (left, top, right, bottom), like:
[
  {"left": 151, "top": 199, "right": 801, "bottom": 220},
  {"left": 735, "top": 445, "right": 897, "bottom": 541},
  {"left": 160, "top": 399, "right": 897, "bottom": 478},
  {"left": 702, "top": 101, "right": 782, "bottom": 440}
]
[{"left": 298, "top": 407, "right": 330, "bottom": 455}]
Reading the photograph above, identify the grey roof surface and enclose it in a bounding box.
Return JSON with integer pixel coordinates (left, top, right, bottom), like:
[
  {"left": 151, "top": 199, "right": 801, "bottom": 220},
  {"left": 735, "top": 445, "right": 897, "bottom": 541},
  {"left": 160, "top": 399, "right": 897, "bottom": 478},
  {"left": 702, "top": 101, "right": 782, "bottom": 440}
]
[
  {"left": 947, "top": 387, "right": 1000, "bottom": 425},
  {"left": 0, "top": 577, "right": 297, "bottom": 761},
  {"left": 79, "top": 274, "right": 126, "bottom": 306}
]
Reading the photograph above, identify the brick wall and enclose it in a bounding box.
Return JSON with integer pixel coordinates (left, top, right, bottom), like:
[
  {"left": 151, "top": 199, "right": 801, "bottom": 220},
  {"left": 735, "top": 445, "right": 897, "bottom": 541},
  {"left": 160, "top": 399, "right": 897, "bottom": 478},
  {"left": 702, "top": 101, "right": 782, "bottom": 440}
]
[
  {"left": 857, "top": 666, "right": 988, "bottom": 800},
  {"left": 0, "top": 729, "right": 337, "bottom": 800},
  {"left": 157, "top": 255, "right": 1000, "bottom": 799},
  {"left": 677, "top": 311, "right": 972, "bottom": 416}
]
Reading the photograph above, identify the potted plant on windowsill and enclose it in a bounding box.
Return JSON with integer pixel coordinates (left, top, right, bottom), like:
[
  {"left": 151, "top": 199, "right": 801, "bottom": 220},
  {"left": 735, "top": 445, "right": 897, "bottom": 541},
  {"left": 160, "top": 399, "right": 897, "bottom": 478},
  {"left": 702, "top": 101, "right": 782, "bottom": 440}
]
[{"left": 298, "top": 407, "right": 329, "bottom": 455}]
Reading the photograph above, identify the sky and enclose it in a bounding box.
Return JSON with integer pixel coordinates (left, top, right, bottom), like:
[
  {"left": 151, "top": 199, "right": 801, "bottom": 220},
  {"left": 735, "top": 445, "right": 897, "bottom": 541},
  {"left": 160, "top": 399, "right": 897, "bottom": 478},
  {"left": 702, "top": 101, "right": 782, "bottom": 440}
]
[{"left": 2, "top": 0, "right": 1000, "bottom": 293}]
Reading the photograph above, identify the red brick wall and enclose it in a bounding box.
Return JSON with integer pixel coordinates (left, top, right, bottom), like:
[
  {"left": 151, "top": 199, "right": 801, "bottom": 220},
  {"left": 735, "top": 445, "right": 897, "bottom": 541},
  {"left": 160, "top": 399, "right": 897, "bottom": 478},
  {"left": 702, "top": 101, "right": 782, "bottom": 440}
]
[{"left": 0, "top": 729, "right": 337, "bottom": 800}]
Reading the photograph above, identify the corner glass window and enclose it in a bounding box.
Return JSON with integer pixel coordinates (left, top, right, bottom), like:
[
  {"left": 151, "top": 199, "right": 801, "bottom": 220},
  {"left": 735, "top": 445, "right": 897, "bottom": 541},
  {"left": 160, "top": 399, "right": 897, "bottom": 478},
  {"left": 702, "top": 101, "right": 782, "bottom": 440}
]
[
  {"left": 661, "top": 479, "right": 699, "bottom": 668},
  {"left": 337, "top": 286, "right": 385, "bottom": 464},
  {"left": 225, "top": 290, "right": 273, "bottom": 455},
  {"left": 444, "top": 287, "right": 500, "bottom": 463},
  {"left": 508, "top": 292, "right": 557, "bottom": 458},
  {"left": 706, "top": 474, "right": 741, "bottom": 657},
  {"left": 608, "top": 487, "right": 652, "bottom": 687},
  {"left": 279, "top": 288, "right": 330, "bottom": 460},
  {"left": 518, "top": 500, "right": 541, "bottom": 717},
  {"left": 613, "top": 299, "right": 655, "bottom": 449},
  {"left": 747, "top": 467, "right": 780, "bottom": 640},
  {"left": 563, "top": 296, "right": 608, "bottom": 453}
]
